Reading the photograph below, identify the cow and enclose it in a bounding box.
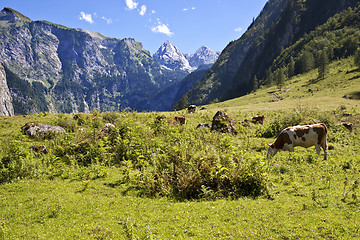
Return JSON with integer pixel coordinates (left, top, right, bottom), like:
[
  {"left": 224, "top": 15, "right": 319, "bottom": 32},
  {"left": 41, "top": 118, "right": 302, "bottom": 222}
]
[
  {"left": 174, "top": 115, "right": 186, "bottom": 125},
  {"left": 252, "top": 115, "right": 265, "bottom": 125},
  {"left": 267, "top": 123, "right": 328, "bottom": 160},
  {"left": 342, "top": 122, "right": 354, "bottom": 132},
  {"left": 187, "top": 105, "right": 197, "bottom": 113}
]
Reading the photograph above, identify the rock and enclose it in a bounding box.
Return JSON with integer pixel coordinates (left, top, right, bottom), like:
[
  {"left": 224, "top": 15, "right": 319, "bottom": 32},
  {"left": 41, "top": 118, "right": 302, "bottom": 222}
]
[
  {"left": 21, "top": 122, "right": 65, "bottom": 138},
  {"left": 211, "top": 111, "right": 237, "bottom": 134},
  {"left": 0, "top": 64, "right": 14, "bottom": 116}
]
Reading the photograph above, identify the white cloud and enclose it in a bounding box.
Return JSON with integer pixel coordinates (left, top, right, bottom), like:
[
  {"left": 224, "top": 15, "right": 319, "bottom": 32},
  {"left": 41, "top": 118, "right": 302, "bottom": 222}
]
[
  {"left": 151, "top": 20, "right": 173, "bottom": 36},
  {"left": 234, "top": 27, "right": 242, "bottom": 32},
  {"left": 125, "top": 0, "right": 138, "bottom": 10},
  {"left": 151, "top": 10, "right": 156, "bottom": 14},
  {"left": 139, "top": 5, "right": 146, "bottom": 16},
  {"left": 79, "top": 12, "right": 94, "bottom": 24},
  {"left": 183, "top": 7, "right": 196, "bottom": 11},
  {"left": 102, "top": 16, "right": 113, "bottom": 24}
]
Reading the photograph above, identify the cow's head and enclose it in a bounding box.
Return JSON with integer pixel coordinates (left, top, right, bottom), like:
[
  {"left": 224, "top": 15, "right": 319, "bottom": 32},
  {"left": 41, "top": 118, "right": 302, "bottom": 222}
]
[{"left": 267, "top": 144, "right": 278, "bottom": 159}]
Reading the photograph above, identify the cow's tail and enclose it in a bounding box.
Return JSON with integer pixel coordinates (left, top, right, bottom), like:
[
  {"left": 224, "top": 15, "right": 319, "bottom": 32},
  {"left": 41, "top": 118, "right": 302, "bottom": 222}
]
[{"left": 320, "top": 123, "right": 328, "bottom": 135}]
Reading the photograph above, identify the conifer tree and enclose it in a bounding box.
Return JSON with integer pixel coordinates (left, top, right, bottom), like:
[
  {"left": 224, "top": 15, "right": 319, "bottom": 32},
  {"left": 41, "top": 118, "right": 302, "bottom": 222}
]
[
  {"left": 252, "top": 75, "right": 258, "bottom": 91},
  {"left": 318, "top": 50, "right": 328, "bottom": 79},
  {"left": 288, "top": 57, "right": 295, "bottom": 78},
  {"left": 175, "top": 95, "right": 189, "bottom": 110},
  {"left": 355, "top": 48, "right": 360, "bottom": 69},
  {"left": 297, "top": 50, "right": 314, "bottom": 74}
]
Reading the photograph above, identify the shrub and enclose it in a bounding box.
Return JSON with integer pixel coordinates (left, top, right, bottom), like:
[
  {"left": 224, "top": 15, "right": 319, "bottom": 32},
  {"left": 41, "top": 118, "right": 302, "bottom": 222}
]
[{"left": 0, "top": 140, "right": 32, "bottom": 183}]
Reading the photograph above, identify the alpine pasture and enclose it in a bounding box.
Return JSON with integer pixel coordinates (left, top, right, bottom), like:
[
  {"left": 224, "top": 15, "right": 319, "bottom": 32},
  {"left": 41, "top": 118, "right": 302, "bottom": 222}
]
[{"left": 0, "top": 58, "right": 359, "bottom": 239}]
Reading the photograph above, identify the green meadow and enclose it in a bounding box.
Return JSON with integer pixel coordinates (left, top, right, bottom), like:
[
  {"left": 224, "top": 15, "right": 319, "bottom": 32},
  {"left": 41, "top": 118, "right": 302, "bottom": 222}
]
[{"left": 0, "top": 58, "right": 359, "bottom": 239}]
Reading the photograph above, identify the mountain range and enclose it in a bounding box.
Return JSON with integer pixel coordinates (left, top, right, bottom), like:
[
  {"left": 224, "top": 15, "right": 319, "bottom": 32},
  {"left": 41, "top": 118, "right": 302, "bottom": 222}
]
[
  {"left": 181, "top": 0, "right": 360, "bottom": 105},
  {"left": 0, "top": 7, "right": 218, "bottom": 115},
  {"left": 1, "top": 0, "right": 360, "bottom": 116}
]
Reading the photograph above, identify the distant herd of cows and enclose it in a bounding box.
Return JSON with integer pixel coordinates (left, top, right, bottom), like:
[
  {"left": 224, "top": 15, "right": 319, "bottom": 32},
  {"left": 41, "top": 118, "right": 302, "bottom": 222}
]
[
  {"left": 172, "top": 105, "right": 355, "bottom": 160},
  {"left": 21, "top": 104, "right": 355, "bottom": 160}
]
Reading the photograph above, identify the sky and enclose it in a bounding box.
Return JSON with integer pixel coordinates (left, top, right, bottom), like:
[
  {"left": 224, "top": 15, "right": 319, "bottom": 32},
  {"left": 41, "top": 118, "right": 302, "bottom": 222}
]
[{"left": 1, "top": 0, "right": 268, "bottom": 54}]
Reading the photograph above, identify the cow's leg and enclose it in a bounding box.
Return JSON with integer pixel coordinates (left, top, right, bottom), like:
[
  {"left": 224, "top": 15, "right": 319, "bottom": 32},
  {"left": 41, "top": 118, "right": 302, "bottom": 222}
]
[
  {"left": 288, "top": 145, "right": 295, "bottom": 159},
  {"left": 321, "top": 140, "right": 328, "bottom": 160},
  {"left": 315, "top": 144, "right": 322, "bottom": 159}
]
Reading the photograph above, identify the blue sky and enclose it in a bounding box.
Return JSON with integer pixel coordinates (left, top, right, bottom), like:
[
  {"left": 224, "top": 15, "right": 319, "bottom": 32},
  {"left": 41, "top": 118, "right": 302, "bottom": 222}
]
[{"left": 1, "top": 0, "right": 268, "bottom": 54}]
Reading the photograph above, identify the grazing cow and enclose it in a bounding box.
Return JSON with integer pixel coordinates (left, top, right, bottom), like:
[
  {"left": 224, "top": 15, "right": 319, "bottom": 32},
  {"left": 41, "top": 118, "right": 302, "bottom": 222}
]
[
  {"left": 187, "top": 105, "right": 197, "bottom": 113},
  {"left": 267, "top": 123, "right": 328, "bottom": 160},
  {"left": 174, "top": 115, "right": 186, "bottom": 125},
  {"left": 252, "top": 115, "right": 265, "bottom": 125},
  {"left": 342, "top": 122, "right": 354, "bottom": 132}
]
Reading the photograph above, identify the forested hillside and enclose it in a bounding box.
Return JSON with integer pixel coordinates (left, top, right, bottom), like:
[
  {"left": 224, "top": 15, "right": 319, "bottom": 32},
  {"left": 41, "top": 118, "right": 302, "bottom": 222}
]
[{"left": 181, "top": 0, "right": 360, "bottom": 107}]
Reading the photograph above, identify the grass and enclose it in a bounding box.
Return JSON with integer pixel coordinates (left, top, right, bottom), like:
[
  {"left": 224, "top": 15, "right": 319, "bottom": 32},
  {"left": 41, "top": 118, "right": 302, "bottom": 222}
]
[{"left": 0, "top": 58, "right": 359, "bottom": 239}]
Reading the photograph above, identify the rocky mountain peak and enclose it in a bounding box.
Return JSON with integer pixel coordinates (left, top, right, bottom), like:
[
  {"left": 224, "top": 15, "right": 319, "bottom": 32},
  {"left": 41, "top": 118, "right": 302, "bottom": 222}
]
[
  {"left": 153, "top": 41, "right": 220, "bottom": 71},
  {"left": 0, "top": 8, "right": 31, "bottom": 22},
  {"left": 187, "top": 45, "right": 220, "bottom": 68},
  {"left": 153, "top": 40, "right": 192, "bottom": 71}
]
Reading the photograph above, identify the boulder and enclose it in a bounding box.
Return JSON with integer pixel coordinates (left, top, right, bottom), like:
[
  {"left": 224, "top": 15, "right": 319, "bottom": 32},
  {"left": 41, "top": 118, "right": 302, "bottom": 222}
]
[
  {"left": 211, "top": 111, "right": 237, "bottom": 134},
  {"left": 21, "top": 122, "right": 65, "bottom": 138}
]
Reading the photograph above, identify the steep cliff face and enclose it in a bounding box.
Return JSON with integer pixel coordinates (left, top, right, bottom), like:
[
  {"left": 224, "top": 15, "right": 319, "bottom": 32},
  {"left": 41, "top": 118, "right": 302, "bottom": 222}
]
[
  {"left": 0, "top": 64, "right": 14, "bottom": 116},
  {"left": 183, "top": 0, "right": 360, "bottom": 105},
  {"left": 0, "top": 8, "right": 188, "bottom": 113}
]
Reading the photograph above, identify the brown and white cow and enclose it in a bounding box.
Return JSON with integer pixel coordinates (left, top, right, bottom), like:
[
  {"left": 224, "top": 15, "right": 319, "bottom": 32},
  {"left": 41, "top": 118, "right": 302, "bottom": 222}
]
[
  {"left": 174, "top": 115, "right": 187, "bottom": 125},
  {"left": 267, "top": 123, "right": 328, "bottom": 160},
  {"left": 252, "top": 115, "right": 265, "bottom": 125}
]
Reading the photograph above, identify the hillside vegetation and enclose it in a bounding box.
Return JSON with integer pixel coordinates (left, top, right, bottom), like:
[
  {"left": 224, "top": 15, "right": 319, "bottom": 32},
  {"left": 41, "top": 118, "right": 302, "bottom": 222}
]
[
  {"left": 181, "top": 0, "right": 360, "bottom": 106},
  {"left": 0, "top": 57, "right": 359, "bottom": 239}
]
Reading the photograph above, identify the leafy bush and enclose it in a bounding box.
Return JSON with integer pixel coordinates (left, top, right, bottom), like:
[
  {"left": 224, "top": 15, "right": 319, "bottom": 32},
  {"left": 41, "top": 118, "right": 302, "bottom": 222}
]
[{"left": 0, "top": 140, "right": 33, "bottom": 183}]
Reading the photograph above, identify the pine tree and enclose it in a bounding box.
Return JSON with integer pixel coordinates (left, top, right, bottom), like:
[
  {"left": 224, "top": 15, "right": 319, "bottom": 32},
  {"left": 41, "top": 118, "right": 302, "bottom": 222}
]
[
  {"left": 175, "top": 95, "right": 189, "bottom": 110},
  {"left": 252, "top": 75, "right": 258, "bottom": 92},
  {"left": 296, "top": 50, "right": 314, "bottom": 74},
  {"left": 266, "top": 68, "right": 273, "bottom": 86},
  {"left": 276, "top": 68, "right": 285, "bottom": 90},
  {"left": 288, "top": 57, "right": 295, "bottom": 78},
  {"left": 318, "top": 50, "right": 328, "bottom": 79},
  {"left": 355, "top": 48, "right": 360, "bottom": 69}
]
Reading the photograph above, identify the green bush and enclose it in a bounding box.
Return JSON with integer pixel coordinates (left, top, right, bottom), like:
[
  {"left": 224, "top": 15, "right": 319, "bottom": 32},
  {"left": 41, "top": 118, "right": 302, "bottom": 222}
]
[{"left": 0, "top": 140, "right": 32, "bottom": 183}]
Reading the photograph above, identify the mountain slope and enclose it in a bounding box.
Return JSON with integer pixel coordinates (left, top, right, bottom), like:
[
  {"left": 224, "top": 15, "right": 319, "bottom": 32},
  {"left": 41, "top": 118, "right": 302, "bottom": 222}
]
[
  {"left": 0, "top": 8, "right": 188, "bottom": 114},
  {"left": 182, "top": 0, "right": 359, "bottom": 106},
  {"left": 144, "top": 64, "right": 212, "bottom": 111}
]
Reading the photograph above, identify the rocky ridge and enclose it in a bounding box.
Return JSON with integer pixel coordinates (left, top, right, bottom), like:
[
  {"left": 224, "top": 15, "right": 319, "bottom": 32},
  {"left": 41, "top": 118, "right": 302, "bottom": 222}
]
[{"left": 153, "top": 41, "right": 220, "bottom": 71}]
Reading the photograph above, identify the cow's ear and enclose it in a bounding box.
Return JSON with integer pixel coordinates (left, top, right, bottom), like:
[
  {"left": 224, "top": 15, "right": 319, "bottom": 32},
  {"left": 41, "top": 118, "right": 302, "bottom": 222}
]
[{"left": 268, "top": 144, "right": 274, "bottom": 148}]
